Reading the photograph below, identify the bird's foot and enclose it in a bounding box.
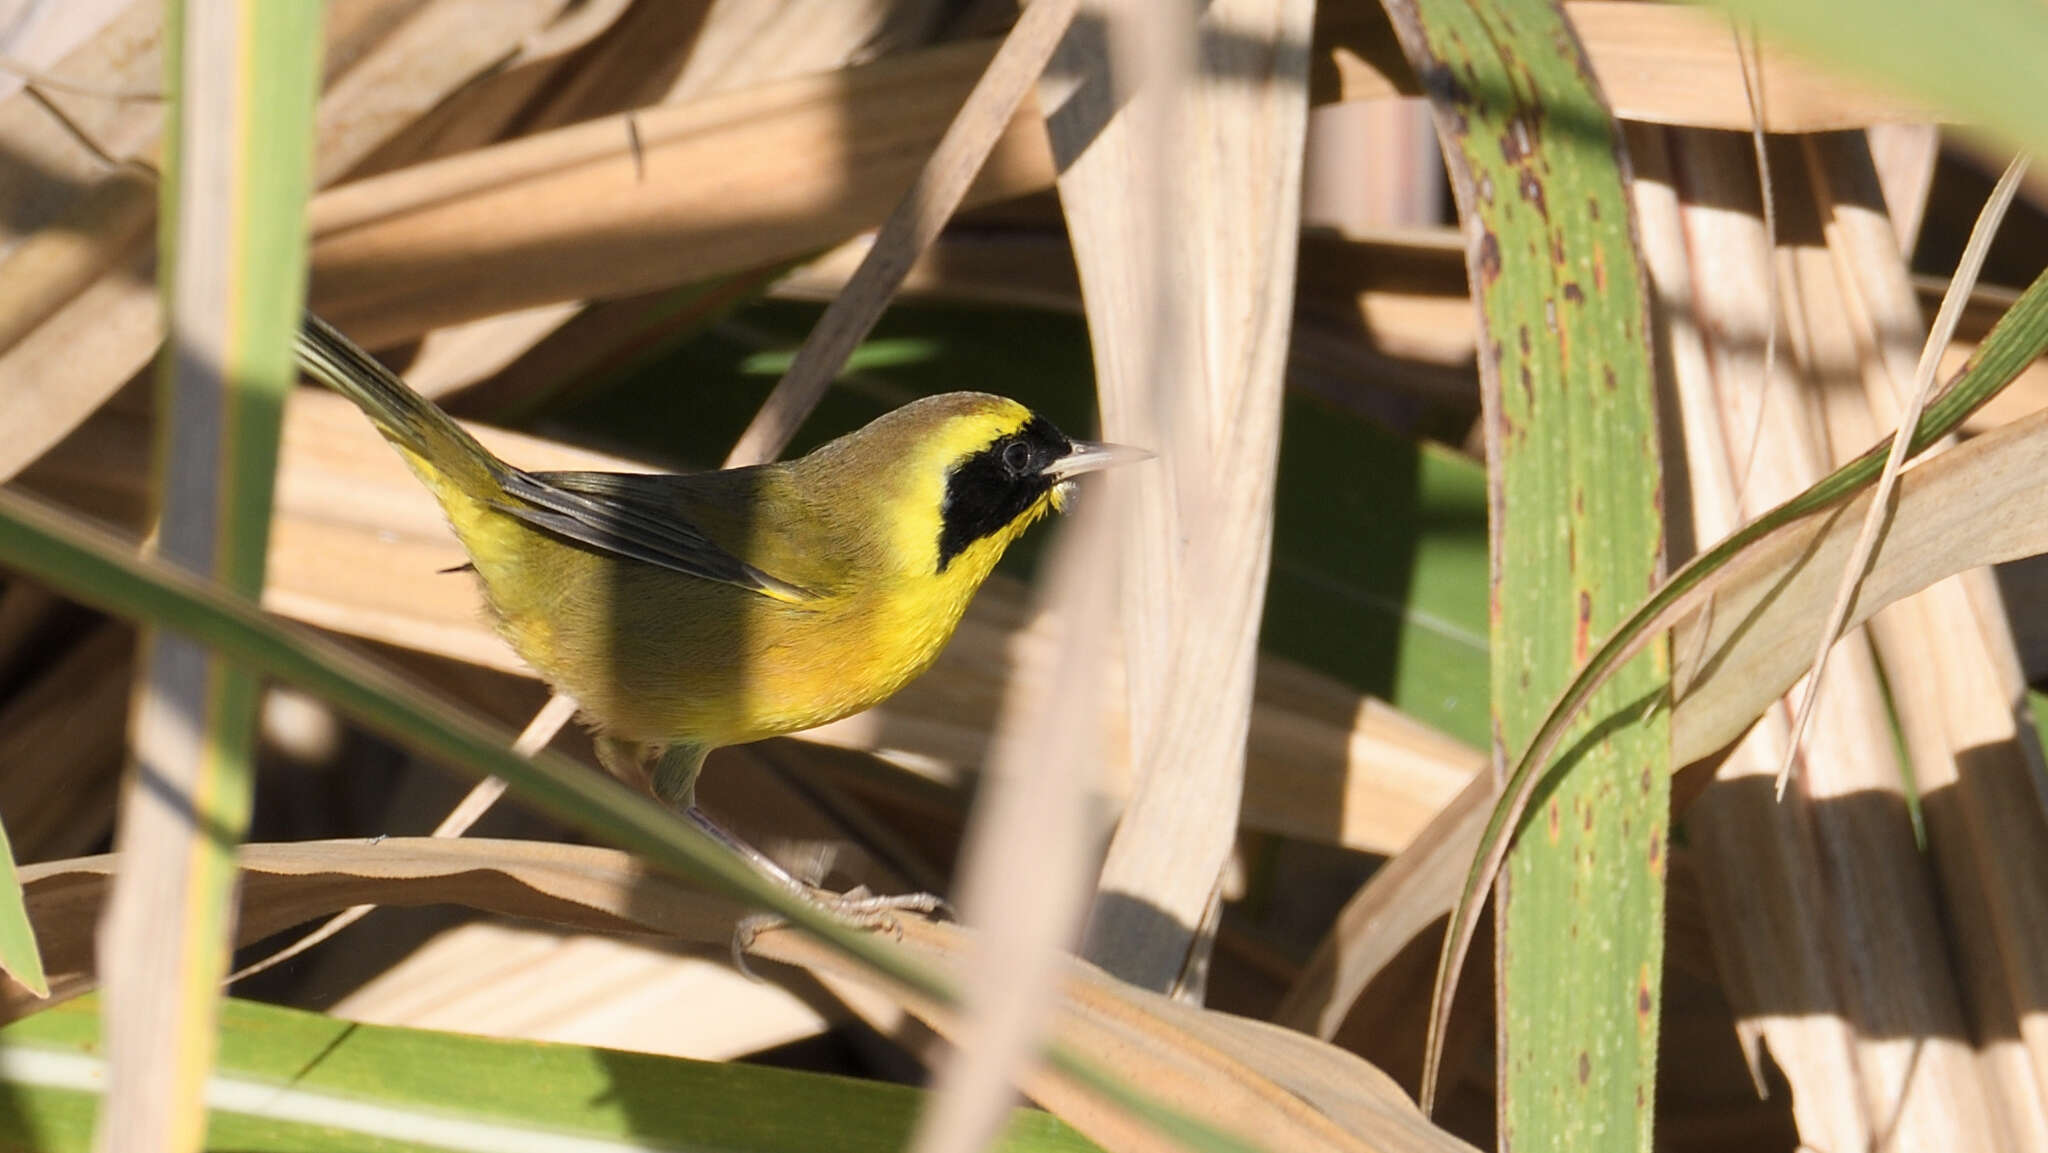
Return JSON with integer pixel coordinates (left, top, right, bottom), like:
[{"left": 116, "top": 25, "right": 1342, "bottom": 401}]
[
  {"left": 809, "top": 883, "right": 953, "bottom": 928},
  {"left": 730, "top": 912, "right": 782, "bottom": 977},
  {"left": 727, "top": 885, "right": 952, "bottom": 977}
]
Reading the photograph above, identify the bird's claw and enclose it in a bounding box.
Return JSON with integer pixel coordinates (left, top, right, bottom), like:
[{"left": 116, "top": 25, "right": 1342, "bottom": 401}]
[
  {"left": 725, "top": 886, "right": 950, "bottom": 972},
  {"left": 812, "top": 885, "right": 951, "bottom": 935},
  {"left": 730, "top": 912, "right": 783, "bottom": 979}
]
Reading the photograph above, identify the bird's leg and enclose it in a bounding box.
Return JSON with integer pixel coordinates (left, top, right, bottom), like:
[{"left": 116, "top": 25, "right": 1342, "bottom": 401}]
[
  {"left": 649, "top": 742, "right": 707, "bottom": 810},
  {"left": 648, "top": 744, "right": 948, "bottom": 929}
]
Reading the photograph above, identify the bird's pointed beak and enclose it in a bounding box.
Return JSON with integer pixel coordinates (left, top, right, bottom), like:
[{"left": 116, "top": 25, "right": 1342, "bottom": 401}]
[{"left": 1047, "top": 440, "right": 1153, "bottom": 481}]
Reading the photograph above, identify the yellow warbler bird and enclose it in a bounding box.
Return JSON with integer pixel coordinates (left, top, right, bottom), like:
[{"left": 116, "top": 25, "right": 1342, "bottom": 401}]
[{"left": 295, "top": 314, "right": 1146, "bottom": 906}]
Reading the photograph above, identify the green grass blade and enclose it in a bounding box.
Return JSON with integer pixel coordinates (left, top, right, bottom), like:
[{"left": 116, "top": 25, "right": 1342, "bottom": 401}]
[
  {"left": 0, "top": 814, "right": 43, "bottom": 998},
  {"left": 1382, "top": 0, "right": 1669, "bottom": 1142},
  {"left": 1, "top": 995, "right": 1099, "bottom": 1153},
  {"left": 98, "top": 3, "right": 322, "bottom": 1149}
]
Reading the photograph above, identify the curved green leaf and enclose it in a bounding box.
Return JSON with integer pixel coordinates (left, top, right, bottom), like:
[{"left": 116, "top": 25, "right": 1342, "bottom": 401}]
[
  {"left": 1427, "top": 262, "right": 2048, "bottom": 1131},
  {"left": 0, "top": 995, "right": 1098, "bottom": 1153},
  {"left": 0, "top": 816, "right": 43, "bottom": 998}
]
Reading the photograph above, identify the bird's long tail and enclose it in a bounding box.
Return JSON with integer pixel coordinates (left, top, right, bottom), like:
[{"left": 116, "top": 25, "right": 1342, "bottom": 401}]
[{"left": 295, "top": 313, "right": 506, "bottom": 504}]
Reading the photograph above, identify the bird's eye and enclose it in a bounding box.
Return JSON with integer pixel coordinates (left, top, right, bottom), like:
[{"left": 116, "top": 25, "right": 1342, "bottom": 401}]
[{"left": 1001, "top": 439, "right": 1033, "bottom": 475}]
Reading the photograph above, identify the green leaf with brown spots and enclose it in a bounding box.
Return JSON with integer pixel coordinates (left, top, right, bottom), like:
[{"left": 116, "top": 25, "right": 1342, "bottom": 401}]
[{"left": 1379, "top": 0, "right": 1668, "bottom": 1148}]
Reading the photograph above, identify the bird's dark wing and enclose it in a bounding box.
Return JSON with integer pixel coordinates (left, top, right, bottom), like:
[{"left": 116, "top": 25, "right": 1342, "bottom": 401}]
[{"left": 492, "top": 468, "right": 818, "bottom": 603}]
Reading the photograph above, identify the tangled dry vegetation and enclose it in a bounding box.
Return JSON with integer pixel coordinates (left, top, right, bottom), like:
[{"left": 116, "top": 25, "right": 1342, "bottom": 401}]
[{"left": 0, "top": 2, "right": 2045, "bottom": 1152}]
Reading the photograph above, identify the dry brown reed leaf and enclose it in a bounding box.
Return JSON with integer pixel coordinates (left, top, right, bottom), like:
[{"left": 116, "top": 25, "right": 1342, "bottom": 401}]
[
  {"left": 1301, "top": 99, "right": 1443, "bottom": 233},
  {"left": 1865, "top": 124, "right": 1942, "bottom": 254},
  {"left": 1649, "top": 131, "right": 2036, "bottom": 1147},
  {"left": 1048, "top": 0, "right": 1311, "bottom": 997},
  {"left": 294, "top": 0, "right": 601, "bottom": 446},
  {"left": 0, "top": 0, "right": 580, "bottom": 484},
  {"left": 0, "top": 169, "right": 154, "bottom": 357},
  {"left": 332, "top": 0, "right": 633, "bottom": 178},
  {"left": 0, "top": 621, "right": 129, "bottom": 863},
  {"left": 1803, "top": 136, "right": 2048, "bottom": 1138},
  {"left": 1315, "top": 2, "right": 1929, "bottom": 131},
  {"left": 724, "top": 0, "right": 1079, "bottom": 467},
  {"left": 0, "top": 267, "right": 160, "bottom": 485},
  {"left": 785, "top": 227, "right": 2031, "bottom": 424},
  {"left": 313, "top": 0, "right": 584, "bottom": 182},
  {"left": 305, "top": 38, "right": 1058, "bottom": 349},
  {"left": 772, "top": 229, "right": 1085, "bottom": 314},
  {"left": 222, "top": 689, "right": 577, "bottom": 986},
  {"left": 1270, "top": 775, "right": 1488, "bottom": 1041},
  {"left": 399, "top": 304, "right": 588, "bottom": 400},
  {"left": 415, "top": 271, "right": 795, "bottom": 416},
  {"left": 0, "top": 1, "right": 135, "bottom": 107},
  {"left": 11, "top": 838, "right": 1479, "bottom": 1153},
  {"left": 17, "top": 388, "right": 1485, "bottom": 859},
  {"left": 0, "top": 0, "right": 164, "bottom": 484},
  {"left": 0, "top": 0, "right": 1938, "bottom": 489},
  {"left": 383, "top": 0, "right": 933, "bottom": 407},
  {"left": 660, "top": 1, "right": 952, "bottom": 105},
  {"left": 1638, "top": 127, "right": 1945, "bottom": 1149},
  {"left": 778, "top": 225, "right": 1479, "bottom": 384},
  {"left": 1775, "top": 150, "right": 2026, "bottom": 798},
  {"left": 9, "top": 839, "right": 748, "bottom": 1019},
  {"left": 0, "top": 1, "right": 164, "bottom": 253},
  {"left": 328, "top": 919, "right": 833, "bottom": 1061},
  {"left": 333, "top": 744, "right": 932, "bottom": 1048}
]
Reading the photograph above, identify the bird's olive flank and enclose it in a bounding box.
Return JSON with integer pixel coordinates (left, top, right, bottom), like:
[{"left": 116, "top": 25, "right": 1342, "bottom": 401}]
[{"left": 935, "top": 414, "right": 1072, "bottom": 572}]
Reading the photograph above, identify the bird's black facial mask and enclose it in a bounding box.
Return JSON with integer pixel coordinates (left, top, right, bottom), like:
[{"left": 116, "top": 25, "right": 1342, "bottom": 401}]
[{"left": 936, "top": 414, "right": 1073, "bottom": 572}]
